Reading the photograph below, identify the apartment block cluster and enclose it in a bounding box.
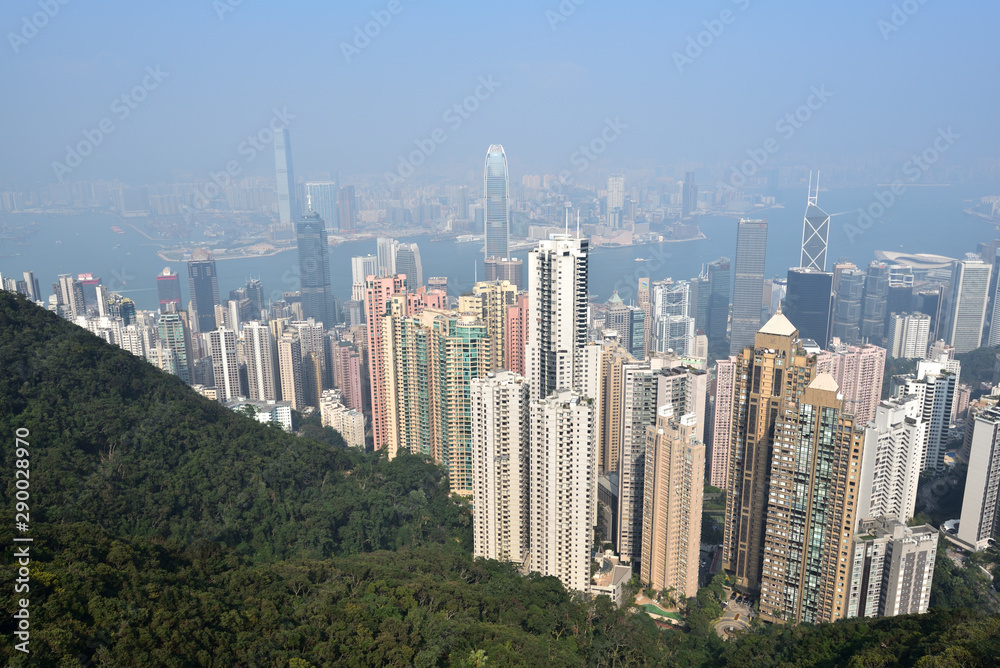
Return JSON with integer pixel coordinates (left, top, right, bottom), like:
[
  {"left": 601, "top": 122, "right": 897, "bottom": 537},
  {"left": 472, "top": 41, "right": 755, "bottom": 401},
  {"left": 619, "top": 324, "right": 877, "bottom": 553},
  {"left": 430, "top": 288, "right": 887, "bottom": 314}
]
[{"left": 7, "top": 148, "right": 1000, "bottom": 628}]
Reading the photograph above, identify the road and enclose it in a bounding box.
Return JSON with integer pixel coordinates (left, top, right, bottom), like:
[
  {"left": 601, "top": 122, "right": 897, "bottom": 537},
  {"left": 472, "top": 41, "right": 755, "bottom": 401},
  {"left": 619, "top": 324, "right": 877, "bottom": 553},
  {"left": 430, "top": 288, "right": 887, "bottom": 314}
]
[{"left": 714, "top": 598, "right": 752, "bottom": 639}]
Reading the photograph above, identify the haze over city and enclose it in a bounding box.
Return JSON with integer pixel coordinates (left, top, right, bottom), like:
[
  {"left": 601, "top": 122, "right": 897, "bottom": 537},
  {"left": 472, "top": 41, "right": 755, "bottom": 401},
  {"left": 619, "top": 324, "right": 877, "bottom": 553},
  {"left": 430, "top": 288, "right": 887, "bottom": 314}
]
[
  {"left": 3, "top": 2, "right": 1000, "bottom": 664},
  {"left": 2, "top": 1, "right": 998, "bottom": 186}
]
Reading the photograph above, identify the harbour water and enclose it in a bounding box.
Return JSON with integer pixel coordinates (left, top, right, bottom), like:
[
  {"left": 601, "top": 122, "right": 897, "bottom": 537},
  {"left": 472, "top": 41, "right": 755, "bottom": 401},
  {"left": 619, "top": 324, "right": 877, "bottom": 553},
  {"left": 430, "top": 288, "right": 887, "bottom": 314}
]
[{"left": 0, "top": 184, "right": 995, "bottom": 312}]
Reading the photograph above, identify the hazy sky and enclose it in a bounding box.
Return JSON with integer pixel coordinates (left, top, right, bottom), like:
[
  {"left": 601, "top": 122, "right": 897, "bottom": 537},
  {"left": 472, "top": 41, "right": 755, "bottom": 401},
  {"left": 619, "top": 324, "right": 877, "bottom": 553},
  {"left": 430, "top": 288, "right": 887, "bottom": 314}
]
[{"left": 1, "top": 0, "right": 997, "bottom": 187}]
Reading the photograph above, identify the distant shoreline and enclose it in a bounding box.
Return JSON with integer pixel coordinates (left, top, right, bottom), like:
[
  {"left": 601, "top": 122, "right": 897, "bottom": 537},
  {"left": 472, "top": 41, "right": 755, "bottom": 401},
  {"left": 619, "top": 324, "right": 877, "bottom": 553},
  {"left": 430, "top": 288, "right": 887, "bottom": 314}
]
[{"left": 156, "top": 246, "right": 296, "bottom": 262}]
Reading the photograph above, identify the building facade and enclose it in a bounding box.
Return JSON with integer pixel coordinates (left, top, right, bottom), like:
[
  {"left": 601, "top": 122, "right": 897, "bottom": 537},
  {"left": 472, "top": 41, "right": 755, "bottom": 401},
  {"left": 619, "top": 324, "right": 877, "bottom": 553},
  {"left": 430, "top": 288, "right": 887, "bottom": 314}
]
[{"left": 640, "top": 406, "right": 704, "bottom": 599}]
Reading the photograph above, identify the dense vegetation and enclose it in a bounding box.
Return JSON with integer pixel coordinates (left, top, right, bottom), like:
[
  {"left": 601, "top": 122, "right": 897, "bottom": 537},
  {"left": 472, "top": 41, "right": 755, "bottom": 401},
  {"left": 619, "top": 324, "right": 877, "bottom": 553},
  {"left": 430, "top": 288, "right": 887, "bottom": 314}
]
[
  {"left": 2, "top": 291, "right": 1000, "bottom": 666},
  {"left": 955, "top": 344, "right": 1000, "bottom": 393}
]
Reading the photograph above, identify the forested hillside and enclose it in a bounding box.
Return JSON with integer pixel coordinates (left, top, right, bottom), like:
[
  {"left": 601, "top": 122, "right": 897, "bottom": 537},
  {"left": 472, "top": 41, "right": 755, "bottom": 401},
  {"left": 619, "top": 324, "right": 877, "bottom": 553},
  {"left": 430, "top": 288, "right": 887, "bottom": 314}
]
[{"left": 1, "top": 291, "right": 999, "bottom": 666}]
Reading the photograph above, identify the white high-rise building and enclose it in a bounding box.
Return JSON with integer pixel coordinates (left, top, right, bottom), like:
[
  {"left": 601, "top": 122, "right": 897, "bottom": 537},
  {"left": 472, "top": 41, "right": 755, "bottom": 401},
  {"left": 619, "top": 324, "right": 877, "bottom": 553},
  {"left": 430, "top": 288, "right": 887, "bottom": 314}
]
[
  {"left": 651, "top": 279, "right": 695, "bottom": 356},
  {"left": 244, "top": 321, "right": 279, "bottom": 401},
  {"left": 857, "top": 397, "right": 926, "bottom": 524},
  {"left": 888, "top": 312, "right": 931, "bottom": 359},
  {"left": 208, "top": 328, "right": 240, "bottom": 401},
  {"left": 525, "top": 235, "right": 593, "bottom": 402},
  {"left": 943, "top": 256, "right": 991, "bottom": 353},
  {"left": 376, "top": 238, "right": 399, "bottom": 278},
  {"left": 528, "top": 390, "right": 595, "bottom": 594},
  {"left": 351, "top": 254, "right": 378, "bottom": 301},
  {"left": 897, "top": 358, "right": 959, "bottom": 471},
  {"left": 957, "top": 406, "right": 1000, "bottom": 550},
  {"left": 847, "top": 517, "right": 937, "bottom": 618},
  {"left": 471, "top": 371, "right": 530, "bottom": 564}
]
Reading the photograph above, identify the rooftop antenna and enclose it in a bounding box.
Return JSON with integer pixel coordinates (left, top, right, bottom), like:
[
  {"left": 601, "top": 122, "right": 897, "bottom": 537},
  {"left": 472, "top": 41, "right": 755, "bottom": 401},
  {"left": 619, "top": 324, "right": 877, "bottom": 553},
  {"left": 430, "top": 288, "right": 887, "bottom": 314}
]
[
  {"left": 576, "top": 210, "right": 581, "bottom": 238},
  {"left": 474, "top": 260, "right": 477, "bottom": 284},
  {"left": 307, "top": 192, "right": 313, "bottom": 211},
  {"left": 565, "top": 204, "right": 570, "bottom": 235}
]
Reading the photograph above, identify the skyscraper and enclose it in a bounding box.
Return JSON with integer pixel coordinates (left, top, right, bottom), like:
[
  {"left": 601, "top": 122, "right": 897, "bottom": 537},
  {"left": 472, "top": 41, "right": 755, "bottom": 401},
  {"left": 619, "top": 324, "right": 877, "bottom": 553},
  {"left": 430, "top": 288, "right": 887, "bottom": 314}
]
[
  {"left": 860, "top": 262, "right": 890, "bottom": 344},
  {"left": 799, "top": 173, "right": 830, "bottom": 271},
  {"left": 613, "top": 357, "right": 708, "bottom": 564},
  {"left": 350, "top": 254, "right": 378, "bottom": 301},
  {"left": 187, "top": 251, "right": 219, "bottom": 333},
  {"left": 156, "top": 267, "right": 181, "bottom": 313},
  {"left": 274, "top": 128, "right": 297, "bottom": 227},
  {"left": 277, "top": 335, "right": 305, "bottom": 411},
  {"left": 528, "top": 389, "right": 595, "bottom": 593},
  {"left": 484, "top": 144, "right": 509, "bottom": 261},
  {"left": 382, "top": 304, "right": 491, "bottom": 492},
  {"left": 22, "top": 271, "right": 40, "bottom": 302},
  {"left": 337, "top": 185, "right": 357, "bottom": 231},
  {"left": 706, "top": 257, "right": 731, "bottom": 347},
  {"left": 376, "top": 237, "right": 399, "bottom": 278},
  {"left": 607, "top": 175, "right": 625, "bottom": 228},
  {"left": 888, "top": 312, "right": 931, "bottom": 359},
  {"left": 943, "top": 255, "right": 991, "bottom": 353},
  {"left": 637, "top": 277, "right": 652, "bottom": 356},
  {"left": 856, "top": 397, "right": 925, "bottom": 524},
  {"left": 504, "top": 293, "right": 530, "bottom": 377},
  {"left": 156, "top": 312, "right": 191, "bottom": 384},
  {"left": 730, "top": 219, "right": 768, "bottom": 355},
  {"left": 296, "top": 208, "right": 333, "bottom": 324},
  {"left": 651, "top": 279, "right": 695, "bottom": 356},
  {"left": 484, "top": 257, "right": 524, "bottom": 290},
  {"left": 244, "top": 321, "right": 279, "bottom": 401},
  {"left": 471, "top": 371, "right": 530, "bottom": 564},
  {"left": 815, "top": 342, "right": 886, "bottom": 426},
  {"left": 847, "top": 518, "right": 937, "bottom": 619},
  {"left": 709, "top": 356, "right": 737, "bottom": 489},
  {"left": 208, "top": 328, "right": 241, "bottom": 401},
  {"left": 57, "top": 274, "right": 85, "bottom": 319},
  {"left": 896, "top": 357, "right": 958, "bottom": 472},
  {"left": 525, "top": 235, "right": 594, "bottom": 402},
  {"left": 464, "top": 280, "right": 518, "bottom": 371},
  {"left": 640, "top": 406, "right": 705, "bottom": 599},
  {"left": 365, "top": 276, "right": 446, "bottom": 451},
  {"left": 394, "top": 243, "right": 424, "bottom": 289},
  {"left": 783, "top": 267, "right": 834, "bottom": 348},
  {"left": 723, "top": 312, "right": 862, "bottom": 623},
  {"left": 305, "top": 181, "right": 338, "bottom": 231},
  {"left": 681, "top": 171, "right": 698, "bottom": 219},
  {"left": 832, "top": 268, "right": 865, "bottom": 344},
  {"left": 957, "top": 406, "right": 1000, "bottom": 550}
]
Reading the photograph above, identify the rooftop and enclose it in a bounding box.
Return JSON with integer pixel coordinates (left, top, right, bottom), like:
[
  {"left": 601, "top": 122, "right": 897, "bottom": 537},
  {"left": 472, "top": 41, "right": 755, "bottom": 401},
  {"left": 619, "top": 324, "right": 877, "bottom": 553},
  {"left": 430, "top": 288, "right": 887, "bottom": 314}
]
[
  {"left": 758, "top": 311, "right": 797, "bottom": 337},
  {"left": 808, "top": 373, "right": 840, "bottom": 393}
]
